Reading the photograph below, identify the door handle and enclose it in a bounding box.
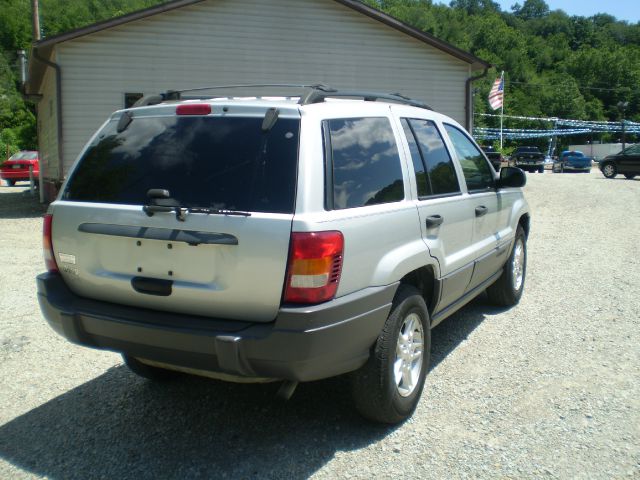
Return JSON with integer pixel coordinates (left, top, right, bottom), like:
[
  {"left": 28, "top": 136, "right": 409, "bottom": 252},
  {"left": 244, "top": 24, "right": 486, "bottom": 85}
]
[
  {"left": 475, "top": 206, "right": 488, "bottom": 217},
  {"left": 425, "top": 215, "right": 444, "bottom": 228}
]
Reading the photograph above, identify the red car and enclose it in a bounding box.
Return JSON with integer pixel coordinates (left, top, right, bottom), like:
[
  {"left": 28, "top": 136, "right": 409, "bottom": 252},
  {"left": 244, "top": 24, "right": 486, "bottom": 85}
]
[{"left": 1, "top": 151, "right": 40, "bottom": 186}]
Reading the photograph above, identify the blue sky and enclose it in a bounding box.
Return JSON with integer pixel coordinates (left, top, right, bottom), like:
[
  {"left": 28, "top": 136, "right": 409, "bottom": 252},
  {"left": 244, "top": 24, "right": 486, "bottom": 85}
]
[
  {"left": 496, "top": 0, "right": 640, "bottom": 23},
  {"left": 434, "top": 0, "right": 640, "bottom": 23}
]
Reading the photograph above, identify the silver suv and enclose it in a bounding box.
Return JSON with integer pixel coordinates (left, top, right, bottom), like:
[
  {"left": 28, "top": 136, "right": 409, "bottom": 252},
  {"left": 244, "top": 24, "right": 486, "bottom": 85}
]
[{"left": 37, "top": 85, "right": 530, "bottom": 424}]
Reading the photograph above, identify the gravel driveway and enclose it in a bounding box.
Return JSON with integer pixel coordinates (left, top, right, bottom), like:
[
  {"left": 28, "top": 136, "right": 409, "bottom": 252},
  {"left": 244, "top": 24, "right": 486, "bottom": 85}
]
[{"left": 1, "top": 172, "right": 638, "bottom": 479}]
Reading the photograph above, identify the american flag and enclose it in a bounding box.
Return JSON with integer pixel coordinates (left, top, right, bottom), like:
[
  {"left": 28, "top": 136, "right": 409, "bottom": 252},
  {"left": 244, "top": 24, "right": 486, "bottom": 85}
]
[{"left": 488, "top": 74, "right": 504, "bottom": 110}]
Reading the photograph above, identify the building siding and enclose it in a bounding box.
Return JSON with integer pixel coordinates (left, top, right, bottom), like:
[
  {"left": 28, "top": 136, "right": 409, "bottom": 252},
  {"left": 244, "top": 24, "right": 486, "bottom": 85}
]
[
  {"left": 37, "top": 61, "right": 59, "bottom": 181},
  {"left": 51, "top": 0, "right": 469, "bottom": 175}
]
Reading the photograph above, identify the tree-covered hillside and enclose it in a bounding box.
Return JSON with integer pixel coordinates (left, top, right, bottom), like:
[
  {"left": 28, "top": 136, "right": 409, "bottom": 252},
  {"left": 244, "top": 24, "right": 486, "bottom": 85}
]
[
  {"left": 1, "top": 0, "right": 639, "bottom": 154},
  {"left": 364, "top": 0, "right": 640, "bottom": 148},
  {"left": 0, "top": 0, "right": 160, "bottom": 155}
]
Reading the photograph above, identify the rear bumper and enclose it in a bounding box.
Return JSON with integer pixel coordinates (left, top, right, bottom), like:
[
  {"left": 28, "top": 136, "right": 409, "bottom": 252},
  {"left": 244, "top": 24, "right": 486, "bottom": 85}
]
[
  {"left": 37, "top": 272, "right": 396, "bottom": 382},
  {"left": 563, "top": 164, "right": 591, "bottom": 171},
  {"left": 1, "top": 170, "right": 38, "bottom": 181},
  {"left": 515, "top": 161, "right": 543, "bottom": 167}
]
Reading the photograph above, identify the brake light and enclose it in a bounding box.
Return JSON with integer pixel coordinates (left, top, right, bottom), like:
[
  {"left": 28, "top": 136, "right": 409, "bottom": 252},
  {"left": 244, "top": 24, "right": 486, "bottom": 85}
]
[
  {"left": 176, "top": 104, "right": 211, "bottom": 115},
  {"left": 43, "top": 214, "right": 58, "bottom": 272},
  {"left": 284, "top": 231, "right": 344, "bottom": 304}
]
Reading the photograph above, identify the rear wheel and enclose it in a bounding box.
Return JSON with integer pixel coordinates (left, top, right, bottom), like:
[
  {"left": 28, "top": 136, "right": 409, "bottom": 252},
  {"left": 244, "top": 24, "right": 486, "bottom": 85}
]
[
  {"left": 538, "top": 165, "right": 544, "bottom": 173},
  {"left": 123, "top": 354, "right": 178, "bottom": 381},
  {"left": 624, "top": 173, "right": 636, "bottom": 179},
  {"left": 486, "top": 225, "right": 526, "bottom": 307},
  {"left": 352, "top": 285, "right": 430, "bottom": 424},
  {"left": 602, "top": 163, "right": 617, "bottom": 178}
]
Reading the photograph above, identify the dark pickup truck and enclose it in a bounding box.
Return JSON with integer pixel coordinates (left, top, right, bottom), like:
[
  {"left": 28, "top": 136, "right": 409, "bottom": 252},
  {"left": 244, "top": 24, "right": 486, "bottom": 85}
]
[{"left": 512, "top": 146, "right": 545, "bottom": 173}]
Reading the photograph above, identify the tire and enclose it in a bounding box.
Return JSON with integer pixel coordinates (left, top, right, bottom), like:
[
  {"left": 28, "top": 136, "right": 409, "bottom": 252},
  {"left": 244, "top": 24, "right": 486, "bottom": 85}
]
[
  {"left": 486, "top": 225, "right": 526, "bottom": 307},
  {"left": 602, "top": 163, "right": 617, "bottom": 178},
  {"left": 351, "top": 285, "right": 431, "bottom": 424},
  {"left": 538, "top": 165, "right": 544, "bottom": 173},
  {"left": 123, "top": 354, "right": 178, "bottom": 381},
  {"left": 624, "top": 173, "right": 636, "bottom": 179}
]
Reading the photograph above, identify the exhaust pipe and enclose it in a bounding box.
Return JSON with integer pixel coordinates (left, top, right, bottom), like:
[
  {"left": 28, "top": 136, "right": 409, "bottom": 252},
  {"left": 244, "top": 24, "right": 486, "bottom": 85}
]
[{"left": 276, "top": 380, "right": 298, "bottom": 401}]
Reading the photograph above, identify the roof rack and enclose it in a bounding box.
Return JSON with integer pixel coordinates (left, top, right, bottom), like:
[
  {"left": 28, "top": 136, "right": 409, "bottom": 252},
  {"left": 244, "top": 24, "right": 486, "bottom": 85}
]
[
  {"left": 133, "top": 84, "right": 432, "bottom": 110},
  {"left": 299, "top": 87, "right": 431, "bottom": 109}
]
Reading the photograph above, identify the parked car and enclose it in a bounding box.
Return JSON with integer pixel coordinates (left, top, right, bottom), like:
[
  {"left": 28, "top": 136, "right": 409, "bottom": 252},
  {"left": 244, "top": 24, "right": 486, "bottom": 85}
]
[
  {"left": 552, "top": 150, "right": 592, "bottom": 173},
  {"left": 481, "top": 145, "right": 503, "bottom": 171},
  {"left": 1, "top": 151, "right": 39, "bottom": 186},
  {"left": 37, "top": 85, "right": 530, "bottom": 424},
  {"left": 512, "top": 146, "right": 545, "bottom": 173},
  {"left": 599, "top": 144, "right": 640, "bottom": 179}
]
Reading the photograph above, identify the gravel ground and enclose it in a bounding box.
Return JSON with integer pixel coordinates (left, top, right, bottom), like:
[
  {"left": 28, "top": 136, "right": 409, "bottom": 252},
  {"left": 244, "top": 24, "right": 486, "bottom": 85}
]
[{"left": 1, "top": 171, "right": 639, "bottom": 479}]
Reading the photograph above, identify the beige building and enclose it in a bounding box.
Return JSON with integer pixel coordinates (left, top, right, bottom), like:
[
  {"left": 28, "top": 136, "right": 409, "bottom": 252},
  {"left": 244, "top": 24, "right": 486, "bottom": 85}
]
[{"left": 25, "top": 0, "right": 490, "bottom": 200}]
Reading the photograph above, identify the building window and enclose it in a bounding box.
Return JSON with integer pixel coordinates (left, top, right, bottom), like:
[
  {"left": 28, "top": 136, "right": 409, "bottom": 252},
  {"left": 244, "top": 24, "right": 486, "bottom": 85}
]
[{"left": 124, "top": 93, "right": 144, "bottom": 109}]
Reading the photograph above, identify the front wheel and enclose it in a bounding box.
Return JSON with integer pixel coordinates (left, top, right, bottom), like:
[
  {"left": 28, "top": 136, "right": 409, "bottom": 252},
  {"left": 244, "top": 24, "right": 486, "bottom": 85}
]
[
  {"left": 624, "top": 173, "right": 636, "bottom": 179},
  {"left": 486, "top": 225, "right": 527, "bottom": 306},
  {"left": 602, "top": 163, "right": 617, "bottom": 178},
  {"left": 352, "top": 285, "right": 430, "bottom": 424}
]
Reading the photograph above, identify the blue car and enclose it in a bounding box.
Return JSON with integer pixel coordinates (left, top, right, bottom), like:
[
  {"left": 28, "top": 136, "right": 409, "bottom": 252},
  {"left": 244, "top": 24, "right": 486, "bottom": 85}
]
[{"left": 552, "top": 151, "right": 592, "bottom": 173}]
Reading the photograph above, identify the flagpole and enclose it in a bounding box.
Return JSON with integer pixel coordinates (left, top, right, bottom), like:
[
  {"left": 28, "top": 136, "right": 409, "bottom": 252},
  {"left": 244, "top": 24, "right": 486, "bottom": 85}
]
[{"left": 499, "top": 71, "right": 504, "bottom": 150}]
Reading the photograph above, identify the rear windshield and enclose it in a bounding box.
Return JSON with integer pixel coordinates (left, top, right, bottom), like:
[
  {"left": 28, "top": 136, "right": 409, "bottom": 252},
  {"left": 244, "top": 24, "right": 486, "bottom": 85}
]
[
  {"left": 63, "top": 115, "right": 300, "bottom": 214},
  {"left": 10, "top": 152, "right": 38, "bottom": 160}
]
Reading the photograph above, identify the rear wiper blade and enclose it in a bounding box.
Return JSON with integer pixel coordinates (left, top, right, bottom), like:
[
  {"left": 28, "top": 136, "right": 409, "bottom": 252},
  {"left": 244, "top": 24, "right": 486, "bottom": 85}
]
[{"left": 188, "top": 207, "right": 252, "bottom": 217}]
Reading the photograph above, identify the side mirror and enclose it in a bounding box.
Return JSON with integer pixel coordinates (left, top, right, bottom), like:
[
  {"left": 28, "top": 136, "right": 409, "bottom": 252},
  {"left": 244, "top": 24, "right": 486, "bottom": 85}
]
[{"left": 497, "top": 166, "right": 526, "bottom": 189}]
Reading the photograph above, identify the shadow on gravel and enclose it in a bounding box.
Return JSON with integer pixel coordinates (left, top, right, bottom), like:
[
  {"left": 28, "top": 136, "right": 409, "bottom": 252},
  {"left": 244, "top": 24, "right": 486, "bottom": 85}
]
[
  {"left": 0, "top": 296, "right": 498, "bottom": 479},
  {"left": 0, "top": 369, "right": 393, "bottom": 479},
  {"left": 430, "top": 293, "right": 499, "bottom": 370},
  {"left": 0, "top": 189, "right": 46, "bottom": 219},
  {"left": 593, "top": 177, "right": 639, "bottom": 181}
]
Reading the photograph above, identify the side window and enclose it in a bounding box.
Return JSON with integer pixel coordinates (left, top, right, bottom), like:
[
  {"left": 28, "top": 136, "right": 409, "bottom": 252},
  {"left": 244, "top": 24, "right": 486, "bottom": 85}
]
[
  {"left": 401, "top": 119, "right": 429, "bottom": 197},
  {"left": 625, "top": 145, "right": 640, "bottom": 154},
  {"left": 444, "top": 124, "right": 494, "bottom": 192},
  {"left": 405, "top": 118, "right": 460, "bottom": 196},
  {"left": 325, "top": 117, "right": 404, "bottom": 210}
]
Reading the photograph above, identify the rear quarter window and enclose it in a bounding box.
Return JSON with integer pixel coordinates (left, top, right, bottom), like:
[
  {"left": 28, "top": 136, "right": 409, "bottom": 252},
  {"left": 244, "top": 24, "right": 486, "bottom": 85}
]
[{"left": 324, "top": 117, "right": 404, "bottom": 210}]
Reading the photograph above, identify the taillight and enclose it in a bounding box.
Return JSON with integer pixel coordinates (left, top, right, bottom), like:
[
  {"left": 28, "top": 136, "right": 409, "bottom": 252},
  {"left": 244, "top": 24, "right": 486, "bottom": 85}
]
[
  {"left": 43, "top": 214, "right": 58, "bottom": 272},
  {"left": 284, "top": 231, "right": 344, "bottom": 304},
  {"left": 176, "top": 104, "right": 211, "bottom": 115}
]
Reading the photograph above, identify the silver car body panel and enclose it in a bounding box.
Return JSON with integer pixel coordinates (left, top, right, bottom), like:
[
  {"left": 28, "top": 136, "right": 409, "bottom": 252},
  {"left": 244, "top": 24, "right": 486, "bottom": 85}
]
[
  {"left": 51, "top": 101, "right": 302, "bottom": 322},
  {"left": 49, "top": 96, "right": 529, "bottom": 326}
]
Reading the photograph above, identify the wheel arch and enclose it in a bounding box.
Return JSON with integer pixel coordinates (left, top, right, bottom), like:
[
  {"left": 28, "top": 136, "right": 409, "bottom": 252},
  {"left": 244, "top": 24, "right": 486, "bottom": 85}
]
[
  {"left": 398, "top": 265, "right": 439, "bottom": 320},
  {"left": 518, "top": 213, "right": 530, "bottom": 238}
]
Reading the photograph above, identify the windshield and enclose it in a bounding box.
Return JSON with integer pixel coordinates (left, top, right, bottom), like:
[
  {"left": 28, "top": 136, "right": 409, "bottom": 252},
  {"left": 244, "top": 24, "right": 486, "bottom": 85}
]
[
  {"left": 63, "top": 115, "right": 300, "bottom": 214},
  {"left": 9, "top": 151, "right": 38, "bottom": 160}
]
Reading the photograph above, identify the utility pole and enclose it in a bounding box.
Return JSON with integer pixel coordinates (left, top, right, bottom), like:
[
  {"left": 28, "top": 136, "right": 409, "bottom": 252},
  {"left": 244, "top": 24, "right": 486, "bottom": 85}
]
[
  {"left": 617, "top": 101, "right": 628, "bottom": 151},
  {"left": 31, "top": 0, "right": 41, "bottom": 41}
]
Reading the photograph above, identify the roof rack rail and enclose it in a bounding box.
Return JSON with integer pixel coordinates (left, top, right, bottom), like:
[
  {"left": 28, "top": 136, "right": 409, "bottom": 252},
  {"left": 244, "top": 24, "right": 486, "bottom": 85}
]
[
  {"left": 132, "top": 84, "right": 431, "bottom": 110},
  {"left": 299, "top": 88, "right": 432, "bottom": 110},
  {"left": 132, "top": 83, "right": 332, "bottom": 107}
]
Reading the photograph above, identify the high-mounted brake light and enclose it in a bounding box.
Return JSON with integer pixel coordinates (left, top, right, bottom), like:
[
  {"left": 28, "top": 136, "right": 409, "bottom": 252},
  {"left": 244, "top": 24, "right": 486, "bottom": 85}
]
[
  {"left": 176, "top": 104, "right": 212, "bottom": 116},
  {"left": 284, "top": 231, "right": 344, "bottom": 304},
  {"left": 43, "top": 214, "right": 58, "bottom": 272}
]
